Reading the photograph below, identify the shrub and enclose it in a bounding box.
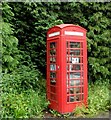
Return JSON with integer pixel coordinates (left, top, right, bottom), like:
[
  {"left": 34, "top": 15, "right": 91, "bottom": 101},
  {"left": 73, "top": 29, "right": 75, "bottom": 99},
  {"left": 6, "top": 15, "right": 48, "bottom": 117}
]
[
  {"left": 2, "top": 90, "right": 49, "bottom": 118},
  {"left": 2, "top": 65, "right": 49, "bottom": 118},
  {"left": 1, "top": 3, "right": 21, "bottom": 73},
  {"left": 2, "top": 65, "right": 44, "bottom": 93}
]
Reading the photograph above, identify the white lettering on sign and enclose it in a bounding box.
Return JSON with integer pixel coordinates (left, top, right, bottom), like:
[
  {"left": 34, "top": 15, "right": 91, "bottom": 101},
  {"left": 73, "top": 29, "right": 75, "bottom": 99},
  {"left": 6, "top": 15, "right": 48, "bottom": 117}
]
[
  {"left": 72, "top": 58, "right": 79, "bottom": 64},
  {"left": 65, "top": 31, "right": 83, "bottom": 36},
  {"left": 49, "top": 32, "right": 60, "bottom": 37}
]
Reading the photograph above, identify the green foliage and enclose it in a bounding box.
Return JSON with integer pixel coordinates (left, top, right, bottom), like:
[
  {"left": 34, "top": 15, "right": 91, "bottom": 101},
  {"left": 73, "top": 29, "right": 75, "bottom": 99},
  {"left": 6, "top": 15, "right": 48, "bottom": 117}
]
[
  {"left": 8, "top": 2, "right": 63, "bottom": 74},
  {"left": 2, "top": 3, "right": 20, "bottom": 73},
  {"left": 2, "top": 65, "right": 49, "bottom": 118},
  {"left": 8, "top": 2, "right": 111, "bottom": 80},
  {"left": 74, "top": 80, "right": 110, "bottom": 118},
  {"left": 86, "top": 3, "right": 111, "bottom": 81},
  {"left": 2, "top": 90, "right": 49, "bottom": 118},
  {"left": 2, "top": 65, "right": 44, "bottom": 93},
  {"left": 2, "top": 3, "right": 14, "bottom": 22},
  {"left": 58, "top": 2, "right": 111, "bottom": 81}
]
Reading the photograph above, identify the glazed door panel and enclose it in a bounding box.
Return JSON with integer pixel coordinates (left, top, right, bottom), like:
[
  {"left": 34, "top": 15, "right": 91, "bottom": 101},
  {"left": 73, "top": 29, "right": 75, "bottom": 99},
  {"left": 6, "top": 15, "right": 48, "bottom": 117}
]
[
  {"left": 47, "top": 40, "right": 58, "bottom": 102},
  {"left": 66, "top": 41, "right": 84, "bottom": 103}
]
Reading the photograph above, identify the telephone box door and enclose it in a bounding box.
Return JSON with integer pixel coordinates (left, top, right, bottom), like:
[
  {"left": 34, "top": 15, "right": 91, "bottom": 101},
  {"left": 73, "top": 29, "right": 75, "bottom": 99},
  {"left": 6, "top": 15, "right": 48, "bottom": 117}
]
[
  {"left": 66, "top": 41, "right": 84, "bottom": 103},
  {"left": 47, "top": 39, "right": 59, "bottom": 109}
]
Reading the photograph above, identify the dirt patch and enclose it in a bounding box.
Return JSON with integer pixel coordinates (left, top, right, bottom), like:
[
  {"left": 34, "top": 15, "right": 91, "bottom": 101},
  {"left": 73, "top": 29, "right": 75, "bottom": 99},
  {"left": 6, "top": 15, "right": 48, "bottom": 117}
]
[
  {"left": 95, "top": 112, "right": 109, "bottom": 118},
  {"left": 43, "top": 109, "right": 110, "bottom": 118}
]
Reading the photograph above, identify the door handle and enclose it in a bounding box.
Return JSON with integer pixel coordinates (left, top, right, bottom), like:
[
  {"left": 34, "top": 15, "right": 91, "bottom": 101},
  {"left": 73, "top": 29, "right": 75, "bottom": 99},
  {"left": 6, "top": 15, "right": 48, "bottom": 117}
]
[{"left": 57, "top": 66, "right": 60, "bottom": 69}]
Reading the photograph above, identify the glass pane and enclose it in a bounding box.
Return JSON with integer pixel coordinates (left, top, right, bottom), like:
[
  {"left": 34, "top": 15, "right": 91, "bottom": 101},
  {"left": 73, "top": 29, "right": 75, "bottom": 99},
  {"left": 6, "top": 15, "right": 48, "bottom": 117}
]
[
  {"left": 82, "top": 94, "right": 84, "bottom": 100},
  {"left": 70, "top": 87, "right": 81, "bottom": 94},
  {"left": 71, "top": 57, "right": 80, "bottom": 64},
  {"left": 50, "top": 49, "right": 56, "bottom": 56},
  {"left": 50, "top": 72, "right": 56, "bottom": 78},
  {"left": 67, "top": 96, "right": 70, "bottom": 102},
  {"left": 70, "top": 42, "right": 80, "bottom": 48},
  {"left": 66, "top": 41, "right": 68, "bottom": 48},
  {"left": 69, "top": 64, "right": 80, "bottom": 71},
  {"left": 50, "top": 42, "right": 56, "bottom": 48},
  {"left": 76, "top": 95, "right": 81, "bottom": 101},
  {"left": 67, "top": 57, "right": 80, "bottom": 64},
  {"left": 67, "top": 57, "right": 72, "bottom": 63},
  {"left": 50, "top": 57, "right": 56, "bottom": 63},
  {"left": 66, "top": 65, "right": 68, "bottom": 70},
  {"left": 70, "top": 49, "right": 80, "bottom": 56},
  {"left": 70, "top": 80, "right": 80, "bottom": 86},
  {"left": 50, "top": 79, "right": 56, "bottom": 85},
  {"left": 81, "top": 87, "right": 84, "bottom": 93},
  {"left": 70, "top": 72, "right": 80, "bottom": 79},
  {"left": 50, "top": 64, "right": 56, "bottom": 70},
  {"left": 67, "top": 73, "right": 69, "bottom": 79},
  {"left": 67, "top": 95, "right": 81, "bottom": 102},
  {"left": 69, "top": 96, "right": 75, "bottom": 102},
  {"left": 81, "top": 80, "right": 84, "bottom": 85}
]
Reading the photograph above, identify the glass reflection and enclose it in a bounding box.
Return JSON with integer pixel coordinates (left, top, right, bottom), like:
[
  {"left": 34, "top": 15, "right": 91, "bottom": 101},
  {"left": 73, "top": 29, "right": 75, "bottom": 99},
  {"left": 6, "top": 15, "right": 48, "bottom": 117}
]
[
  {"left": 70, "top": 49, "right": 80, "bottom": 56},
  {"left": 50, "top": 42, "right": 56, "bottom": 48},
  {"left": 50, "top": 57, "right": 56, "bottom": 63},
  {"left": 70, "top": 42, "right": 80, "bottom": 48},
  {"left": 50, "top": 79, "right": 56, "bottom": 85},
  {"left": 69, "top": 64, "right": 80, "bottom": 71},
  {"left": 67, "top": 96, "right": 80, "bottom": 102},
  {"left": 70, "top": 72, "right": 80, "bottom": 79},
  {"left": 50, "top": 49, "right": 56, "bottom": 56},
  {"left": 69, "top": 80, "right": 80, "bottom": 86},
  {"left": 50, "top": 64, "right": 56, "bottom": 70},
  {"left": 50, "top": 72, "right": 56, "bottom": 78},
  {"left": 70, "top": 87, "right": 80, "bottom": 94},
  {"left": 76, "top": 95, "right": 80, "bottom": 101}
]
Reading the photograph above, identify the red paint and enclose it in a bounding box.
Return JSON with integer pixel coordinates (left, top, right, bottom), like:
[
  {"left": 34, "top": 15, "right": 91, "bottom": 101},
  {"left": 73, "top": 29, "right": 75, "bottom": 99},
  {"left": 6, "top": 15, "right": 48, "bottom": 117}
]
[{"left": 46, "top": 24, "right": 88, "bottom": 114}]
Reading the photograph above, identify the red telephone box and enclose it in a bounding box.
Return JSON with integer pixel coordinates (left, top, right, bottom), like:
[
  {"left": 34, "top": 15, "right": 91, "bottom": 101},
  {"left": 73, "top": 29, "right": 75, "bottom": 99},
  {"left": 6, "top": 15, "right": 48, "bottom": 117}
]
[{"left": 46, "top": 24, "right": 88, "bottom": 114}]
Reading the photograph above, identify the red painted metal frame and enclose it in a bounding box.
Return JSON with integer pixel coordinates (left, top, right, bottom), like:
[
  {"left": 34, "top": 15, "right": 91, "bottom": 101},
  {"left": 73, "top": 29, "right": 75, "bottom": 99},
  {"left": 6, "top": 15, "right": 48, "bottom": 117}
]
[{"left": 46, "top": 24, "right": 88, "bottom": 114}]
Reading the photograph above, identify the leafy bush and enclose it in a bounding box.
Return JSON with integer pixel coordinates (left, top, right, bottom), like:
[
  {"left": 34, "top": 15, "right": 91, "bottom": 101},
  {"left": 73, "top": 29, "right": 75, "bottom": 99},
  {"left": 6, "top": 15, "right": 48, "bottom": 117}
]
[
  {"left": 2, "top": 90, "right": 49, "bottom": 118},
  {"left": 1, "top": 3, "right": 20, "bottom": 73},
  {"left": 56, "top": 2, "right": 111, "bottom": 81},
  {"left": 2, "top": 65, "right": 49, "bottom": 118},
  {"left": 2, "top": 65, "right": 44, "bottom": 93},
  {"left": 8, "top": 2, "right": 63, "bottom": 75}
]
